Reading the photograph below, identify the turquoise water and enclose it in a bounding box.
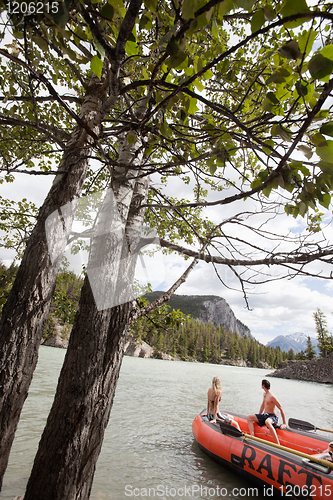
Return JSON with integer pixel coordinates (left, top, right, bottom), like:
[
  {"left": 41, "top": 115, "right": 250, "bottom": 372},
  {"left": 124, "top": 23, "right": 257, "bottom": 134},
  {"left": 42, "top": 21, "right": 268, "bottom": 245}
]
[{"left": 0, "top": 346, "right": 332, "bottom": 499}]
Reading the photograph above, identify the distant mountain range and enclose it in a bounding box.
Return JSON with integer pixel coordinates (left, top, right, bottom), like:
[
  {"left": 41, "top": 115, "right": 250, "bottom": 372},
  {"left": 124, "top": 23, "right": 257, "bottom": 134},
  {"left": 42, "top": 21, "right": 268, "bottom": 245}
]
[
  {"left": 142, "top": 293, "right": 320, "bottom": 354},
  {"left": 143, "top": 292, "right": 253, "bottom": 339},
  {"left": 266, "top": 332, "right": 319, "bottom": 354}
]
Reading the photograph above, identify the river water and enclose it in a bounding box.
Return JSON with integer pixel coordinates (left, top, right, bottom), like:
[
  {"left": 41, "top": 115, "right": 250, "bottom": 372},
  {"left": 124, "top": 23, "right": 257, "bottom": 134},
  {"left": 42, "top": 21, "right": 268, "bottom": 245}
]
[{"left": 0, "top": 346, "right": 332, "bottom": 500}]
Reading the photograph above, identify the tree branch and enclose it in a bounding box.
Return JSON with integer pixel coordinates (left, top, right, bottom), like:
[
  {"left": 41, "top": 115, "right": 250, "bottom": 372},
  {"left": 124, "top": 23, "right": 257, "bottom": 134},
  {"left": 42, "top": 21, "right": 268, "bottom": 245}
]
[
  {"left": 158, "top": 238, "right": 333, "bottom": 269},
  {"left": 0, "top": 48, "right": 99, "bottom": 142}
]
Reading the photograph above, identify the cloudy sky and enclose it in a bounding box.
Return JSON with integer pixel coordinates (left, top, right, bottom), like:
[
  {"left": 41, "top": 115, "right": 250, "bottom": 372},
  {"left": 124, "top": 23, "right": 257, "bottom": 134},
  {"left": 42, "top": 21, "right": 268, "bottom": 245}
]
[{"left": 2, "top": 163, "right": 332, "bottom": 347}]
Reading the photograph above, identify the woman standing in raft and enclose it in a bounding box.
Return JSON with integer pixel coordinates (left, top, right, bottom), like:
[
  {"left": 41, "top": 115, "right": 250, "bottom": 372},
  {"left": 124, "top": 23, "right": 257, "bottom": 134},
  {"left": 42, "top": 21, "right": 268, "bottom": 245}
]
[{"left": 206, "top": 376, "right": 241, "bottom": 430}]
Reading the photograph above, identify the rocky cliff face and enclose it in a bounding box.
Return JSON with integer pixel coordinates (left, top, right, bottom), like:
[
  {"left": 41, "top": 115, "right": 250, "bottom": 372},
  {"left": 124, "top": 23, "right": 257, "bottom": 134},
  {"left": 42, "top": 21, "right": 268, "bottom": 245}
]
[
  {"left": 200, "top": 297, "right": 252, "bottom": 339},
  {"left": 267, "top": 352, "right": 333, "bottom": 384},
  {"left": 143, "top": 292, "right": 252, "bottom": 339}
]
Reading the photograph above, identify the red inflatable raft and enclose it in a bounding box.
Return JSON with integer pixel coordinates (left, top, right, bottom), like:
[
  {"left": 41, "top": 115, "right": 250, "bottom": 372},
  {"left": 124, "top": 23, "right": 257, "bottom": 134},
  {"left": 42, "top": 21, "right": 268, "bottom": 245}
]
[{"left": 192, "top": 410, "right": 333, "bottom": 499}]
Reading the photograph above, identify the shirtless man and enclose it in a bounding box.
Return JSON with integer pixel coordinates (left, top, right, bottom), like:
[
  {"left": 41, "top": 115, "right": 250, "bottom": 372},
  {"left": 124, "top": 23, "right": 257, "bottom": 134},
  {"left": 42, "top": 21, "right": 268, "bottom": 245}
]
[
  {"left": 247, "top": 379, "right": 287, "bottom": 445},
  {"left": 327, "top": 442, "right": 333, "bottom": 461}
]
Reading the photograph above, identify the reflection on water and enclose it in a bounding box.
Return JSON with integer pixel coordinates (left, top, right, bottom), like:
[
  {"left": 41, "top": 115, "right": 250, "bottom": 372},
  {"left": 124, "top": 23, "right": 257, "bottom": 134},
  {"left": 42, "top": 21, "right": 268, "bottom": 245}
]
[{"left": 0, "top": 347, "right": 332, "bottom": 499}]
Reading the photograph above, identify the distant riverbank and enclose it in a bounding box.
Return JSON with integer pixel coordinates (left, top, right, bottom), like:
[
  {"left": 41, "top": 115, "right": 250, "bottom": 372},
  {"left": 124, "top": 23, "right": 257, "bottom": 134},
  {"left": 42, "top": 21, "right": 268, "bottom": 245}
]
[
  {"left": 268, "top": 352, "right": 333, "bottom": 384},
  {"left": 42, "top": 332, "right": 272, "bottom": 369}
]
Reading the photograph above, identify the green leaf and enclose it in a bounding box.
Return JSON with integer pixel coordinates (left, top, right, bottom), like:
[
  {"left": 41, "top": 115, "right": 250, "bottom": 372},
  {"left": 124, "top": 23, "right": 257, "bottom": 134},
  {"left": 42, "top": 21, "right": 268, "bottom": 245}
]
[
  {"left": 139, "top": 14, "right": 152, "bottom": 30},
  {"left": 211, "top": 17, "right": 219, "bottom": 39},
  {"left": 280, "top": 0, "right": 310, "bottom": 27},
  {"left": 178, "top": 109, "right": 187, "bottom": 122},
  {"left": 127, "top": 132, "right": 137, "bottom": 144},
  {"left": 52, "top": 0, "right": 72, "bottom": 28},
  {"left": 319, "top": 193, "right": 331, "bottom": 209},
  {"left": 166, "top": 37, "right": 179, "bottom": 56},
  {"left": 316, "top": 141, "right": 333, "bottom": 163},
  {"left": 90, "top": 55, "right": 103, "bottom": 79},
  {"left": 234, "top": 0, "right": 255, "bottom": 10},
  {"left": 298, "top": 29, "right": 317, "bottom": 56},
  {"left": 318, "top": 161, "right": 333, "bottom": 174},
  {"left": 278, "top": 40, "right": 302, "bottom": 60},
  {"left": 298, "top": 201, "right": 307, "bottom": 216},
  {"left": 271, "top": 124, "right": 292, "bottom": 141},
  {"left": 168, "top": 51, "right": 187, "bottom": 69},
  {"left": 218, "top": 0, "right": 234, "bottom": 17},
  {"left": 182, "top": 0, "right": 196, "bottom": 19},
  {"left": 125, "top": 41, "right": 138, "bottom": 56},
  {"left": 251, "top": 9, "right": 265, "bottom": 34},
  {"left": 311, "top": 133, "right": 326, "bottom": 146},
  {"left": 262, "top": 98, "right": 274, "bottom": 112},
  {"left": 128, "top": 32, "right": 137, "bottom": 43},
  {"left": 280, "top": 0, "right": 310, "bottom": 16},
  {"left": 297, "top": 145, "right": 313, "bottom": 159},
  {"left": 262, "top": 139, "right": 274, "bottom": 155},
  {"left": 320, "top": 122, "right": 333, "bottom": 137},
  {"left": 262, "top": 185, "right": 273, "bottom": 197},
  {"left": 196, "top": 10, "right": 214, "bottom": 30},
  {"left": 143, "top": 0, "right": 158, "bottom": 11},
  {"left": 100, "top": 3, "right": 114, "bottom": 20},
  {"left": 186, "top": 97, "right": 198, "bottom": 114},
  {"left": 94, "top": 42, "right": 105, "bottom": 59},
  {"left": 266, "top": 92, "right": 279, "bottom": 105},
  {"left": 32, "top": 35, "right": 49, "bottom": 52},
  {"left": 295, "top": 81, "right": 309, "bottom": 98},
  {"left": 160, "top": 122, "right": 170, "bottom": 137},
  {"left": 203, "top": 69, "right": 214, "bottom": 80},
  {"left": 266, "top": 67, "right": 291, "bottom": 84},
  {"left": 209, "top": 163, "right": 217, "bottom": 175},
  {"left": 263, "top": 6, "right": 276, "bottom": 21},
  {"left": 308, "top": 45, "right": 333, "bottom": 80},
  {"left": 194, "top": 79, "right": 204, "bottom": 92}
]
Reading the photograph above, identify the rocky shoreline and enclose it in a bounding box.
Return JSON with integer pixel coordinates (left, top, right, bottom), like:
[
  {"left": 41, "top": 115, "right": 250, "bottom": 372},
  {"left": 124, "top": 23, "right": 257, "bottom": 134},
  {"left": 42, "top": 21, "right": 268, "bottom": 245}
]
[
  {"left": 41, "top": 332, "right": 176, "bottom": 360},
  {"left": 267, "top": 352, "right": 333, "bottom": 384}
]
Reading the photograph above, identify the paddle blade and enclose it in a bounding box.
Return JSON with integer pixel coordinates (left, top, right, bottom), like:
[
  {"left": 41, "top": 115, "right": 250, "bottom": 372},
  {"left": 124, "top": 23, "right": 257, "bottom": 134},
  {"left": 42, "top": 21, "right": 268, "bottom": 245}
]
[
  {"left": 288, "top": 418, "right": 315, "bottom": 432},
  {"left": 218, "top": 420, "right": 242, "bottom": 438}
]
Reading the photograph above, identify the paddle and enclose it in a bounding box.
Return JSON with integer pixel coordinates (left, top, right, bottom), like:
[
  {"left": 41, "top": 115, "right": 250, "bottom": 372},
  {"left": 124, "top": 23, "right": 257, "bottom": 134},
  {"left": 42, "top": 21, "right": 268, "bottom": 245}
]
[
  {"left": 288, "top": 418, "right": 333, "bottom": 435},
  {"left": 218, "top": 421, "right": 333, "bottom": 470}
]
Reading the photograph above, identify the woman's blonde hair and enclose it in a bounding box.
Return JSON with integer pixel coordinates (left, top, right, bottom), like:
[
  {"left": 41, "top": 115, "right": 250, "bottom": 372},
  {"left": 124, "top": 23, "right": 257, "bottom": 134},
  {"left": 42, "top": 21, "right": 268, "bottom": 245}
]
[{"left": 212, "top": 376, "right": 222, "bottom": 393}]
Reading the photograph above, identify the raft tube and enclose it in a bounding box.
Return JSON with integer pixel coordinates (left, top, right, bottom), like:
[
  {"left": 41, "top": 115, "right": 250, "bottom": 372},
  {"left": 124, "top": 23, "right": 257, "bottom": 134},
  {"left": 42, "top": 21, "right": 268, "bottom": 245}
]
[{"left": 192, "top": 409, "right": 333, "bottom": 499}]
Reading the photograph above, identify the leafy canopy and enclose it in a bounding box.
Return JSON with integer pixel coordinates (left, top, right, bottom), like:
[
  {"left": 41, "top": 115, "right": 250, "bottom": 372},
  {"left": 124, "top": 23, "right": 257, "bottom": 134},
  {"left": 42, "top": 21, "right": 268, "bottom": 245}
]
[{"left": 0, "top": 0, "right": 333, "bottom": 292}]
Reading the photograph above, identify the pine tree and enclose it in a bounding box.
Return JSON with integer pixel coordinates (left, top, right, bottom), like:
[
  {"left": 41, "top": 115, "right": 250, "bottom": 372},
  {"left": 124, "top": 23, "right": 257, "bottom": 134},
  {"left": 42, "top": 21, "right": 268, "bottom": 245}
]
[
  {"left": 287, "top": 348, "right": 295, "bottom": 360},
  {"left": 305, "top": 336, "right": 316, "bottom": 360},
  {"left": 314, "top": 309, "right": 332, "bottom": 358}
]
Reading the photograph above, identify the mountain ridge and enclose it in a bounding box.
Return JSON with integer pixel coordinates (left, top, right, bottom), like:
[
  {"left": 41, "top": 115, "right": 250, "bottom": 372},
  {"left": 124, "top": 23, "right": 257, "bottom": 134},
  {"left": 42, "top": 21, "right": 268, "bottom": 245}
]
[
  {"left": 266, "top": 332, "right": 318, "bottom": 354},
  {"left": 143, "top": 291, "right": 253, "bottom": 339}
]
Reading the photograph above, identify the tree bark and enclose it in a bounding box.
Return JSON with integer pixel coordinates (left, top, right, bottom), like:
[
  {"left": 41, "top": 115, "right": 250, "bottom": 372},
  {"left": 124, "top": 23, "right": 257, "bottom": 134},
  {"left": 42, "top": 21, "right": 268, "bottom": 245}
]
[
  {"left": 24, "top": 160, "right": 149, "bottom": 498},
  {"left": 0, "top": 67, "right": 110, "bottom": 488},
  {"left": 24, "top": 283, "right": 132, "bottom": 500},
  {"left": 0, "top": 0, "right": 144, "bottom": 487}
]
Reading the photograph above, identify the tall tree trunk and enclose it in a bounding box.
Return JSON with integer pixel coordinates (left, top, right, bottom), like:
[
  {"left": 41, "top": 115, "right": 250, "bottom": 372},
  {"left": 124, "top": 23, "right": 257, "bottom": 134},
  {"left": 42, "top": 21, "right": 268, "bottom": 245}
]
[
  {"left": 0, "top": 67, "right": 111, "bottom": 488},
  {"left": 25, "top": 284, "right": 132, "bottom": 500},
  {"left": 24, "top": 161, "right": 149, "bottom": 499}
]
